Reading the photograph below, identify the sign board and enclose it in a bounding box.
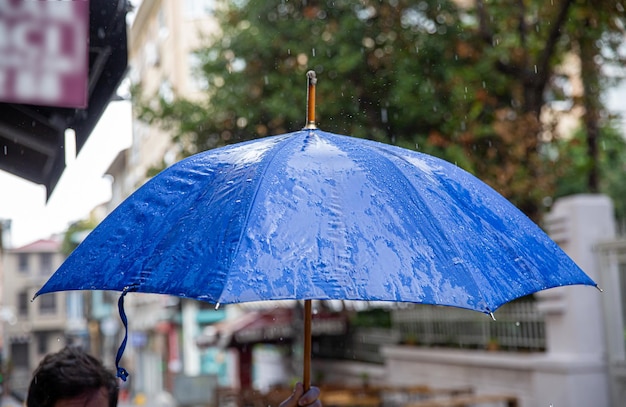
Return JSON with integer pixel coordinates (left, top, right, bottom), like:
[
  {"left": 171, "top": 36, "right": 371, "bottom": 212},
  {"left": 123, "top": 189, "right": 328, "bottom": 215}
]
[{"left": 0, "top": 0, "right": 89, "bottom": 108}]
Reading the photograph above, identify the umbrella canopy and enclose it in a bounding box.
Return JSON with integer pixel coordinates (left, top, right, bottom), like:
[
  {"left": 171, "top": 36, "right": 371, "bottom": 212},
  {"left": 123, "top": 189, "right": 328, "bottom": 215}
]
[
  {"left": 35, "top": 73, "right": 596, "bottom": 385},
  {"left": 36, "top": 128, "right": 595, "bottom": 312}
]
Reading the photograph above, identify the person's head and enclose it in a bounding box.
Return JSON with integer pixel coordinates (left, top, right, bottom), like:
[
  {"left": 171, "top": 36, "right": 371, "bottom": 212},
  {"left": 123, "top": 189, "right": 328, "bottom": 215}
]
[{"left": 27, "top": 346, "right": 119, "bottom": 407}]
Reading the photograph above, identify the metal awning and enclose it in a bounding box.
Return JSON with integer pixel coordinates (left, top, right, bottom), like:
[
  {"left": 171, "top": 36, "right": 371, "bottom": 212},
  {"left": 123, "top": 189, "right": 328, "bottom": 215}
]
[{"left": 0, "top": 0, "right": 129, "bottom": 198}]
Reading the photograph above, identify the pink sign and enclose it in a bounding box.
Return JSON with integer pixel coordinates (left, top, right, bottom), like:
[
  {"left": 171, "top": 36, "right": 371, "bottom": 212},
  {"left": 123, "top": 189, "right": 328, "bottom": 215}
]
[{"left": 0, "top": 0, "right": 89, "bottom": 108}]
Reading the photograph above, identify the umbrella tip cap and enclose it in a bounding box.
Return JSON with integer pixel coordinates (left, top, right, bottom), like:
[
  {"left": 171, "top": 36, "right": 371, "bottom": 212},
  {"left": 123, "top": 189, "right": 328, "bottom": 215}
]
[{"left": 306, "top": 70, "right": 317, "bottom": 83}]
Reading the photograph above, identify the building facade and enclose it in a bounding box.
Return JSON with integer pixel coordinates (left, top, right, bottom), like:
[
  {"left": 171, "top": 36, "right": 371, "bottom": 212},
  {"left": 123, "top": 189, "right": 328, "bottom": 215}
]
[{"left": 1, "top": 237, "right": 87, "bottom": 396}]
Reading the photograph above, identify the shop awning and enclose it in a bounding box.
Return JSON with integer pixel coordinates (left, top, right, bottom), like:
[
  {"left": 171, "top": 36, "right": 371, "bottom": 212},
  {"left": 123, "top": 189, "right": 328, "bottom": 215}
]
[
  {"left": 197, "top": 308, "right": 347, "bottom": 348},
  {"left": 0, "top": 0, "right": 129, "bottom": 198}
]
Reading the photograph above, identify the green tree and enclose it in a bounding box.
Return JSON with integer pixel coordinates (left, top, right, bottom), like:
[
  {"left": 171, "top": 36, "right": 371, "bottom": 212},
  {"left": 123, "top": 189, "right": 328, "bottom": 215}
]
[
  {"left": 62, "top": 218, "right": 98, "bottom": 256},
  {"left": 135, "top": 0, "right": 625, "bottom": 223},
  {"left": 553, "top": 123, "right": 626, "bottom": 224},
  {"left": 568, "top": 0, "right": 626, "bottom": 192}
]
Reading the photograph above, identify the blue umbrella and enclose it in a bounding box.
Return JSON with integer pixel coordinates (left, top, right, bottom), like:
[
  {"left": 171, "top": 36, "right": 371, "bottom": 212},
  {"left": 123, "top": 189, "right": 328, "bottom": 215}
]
[{"left": 35, "top": 72, "right": 596, "bottom": 386}]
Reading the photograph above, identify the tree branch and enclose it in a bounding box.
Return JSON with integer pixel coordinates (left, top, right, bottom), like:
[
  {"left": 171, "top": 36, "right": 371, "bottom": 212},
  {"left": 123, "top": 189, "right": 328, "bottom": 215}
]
[
  {"left": 476, "top": 0, "right": 493, "bottom": 43},
  {"left": 517, "top": 0, "right": 528, "bottom": 51},
  {"left": 536, "top": 0, "right": 574, "bottom": 86}
]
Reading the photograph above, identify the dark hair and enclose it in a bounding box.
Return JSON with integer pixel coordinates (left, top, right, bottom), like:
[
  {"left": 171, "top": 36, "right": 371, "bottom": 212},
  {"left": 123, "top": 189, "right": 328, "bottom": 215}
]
[{"left": 26, "top": 346, "right": 119, "bottom": 407}]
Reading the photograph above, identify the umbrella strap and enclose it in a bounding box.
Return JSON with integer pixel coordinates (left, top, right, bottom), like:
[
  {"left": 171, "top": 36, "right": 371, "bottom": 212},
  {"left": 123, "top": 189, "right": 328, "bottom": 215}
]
[{"left": 115, "top": 290, "right": 131, "bottom": 381}]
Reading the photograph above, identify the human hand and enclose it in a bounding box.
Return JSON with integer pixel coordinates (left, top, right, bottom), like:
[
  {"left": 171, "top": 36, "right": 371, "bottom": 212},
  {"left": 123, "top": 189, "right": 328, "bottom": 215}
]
[{"left": 279, "top": 382, "right": 322, "bottom": 407}]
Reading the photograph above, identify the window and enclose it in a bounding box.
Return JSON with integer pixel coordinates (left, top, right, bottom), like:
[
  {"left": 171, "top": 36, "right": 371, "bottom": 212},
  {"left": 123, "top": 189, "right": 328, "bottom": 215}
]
[
  {"left": 157, "top": 8, "right": 169, "bottom": 39},
  {"left": 18, "top": 290, "right": 29, "bottom": 316},
  {"left": 39, "top": 293, "right": 57, "bottom": 314},
  {"left": 18, "top": 253, "right": 29, "bottom": 272},
  {"left": 159, "top": 79, "right": 174, "bottom": 103},
  {"left": 36, "top": 332, "right": 49, "bottom": 355},
  {"left": 188, "top": 53, "right": 208, "bottom": 91},
  {"left": 10, "top": 342, "right": 29, "bottom": 368},
  {"left": 40, "top": 253, "right": 53, "bottom": 275}
]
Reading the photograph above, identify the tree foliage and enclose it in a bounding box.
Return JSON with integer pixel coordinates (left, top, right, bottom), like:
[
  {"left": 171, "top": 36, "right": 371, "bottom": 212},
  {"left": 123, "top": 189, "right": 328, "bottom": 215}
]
[
  {"left": 135, "top": 0, "right": 626, "bottom": 223},
  {"left": 61, "top": 218, "right": 98, "bottom": 256},
  {"left": 553, "top": 124, "right": 626, "bottom": 223}
]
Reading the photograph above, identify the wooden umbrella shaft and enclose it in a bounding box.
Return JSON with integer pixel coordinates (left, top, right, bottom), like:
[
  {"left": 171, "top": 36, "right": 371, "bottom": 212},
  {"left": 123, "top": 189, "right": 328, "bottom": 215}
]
[
  {"left": 305, "top": 71, "right": 317, "bottom": 129},
  {"left": 303, "top": 299, "right": 312, "bottom": 392},
  {"left": 303, "top": 72, "right": 316, "bottom": 390}
]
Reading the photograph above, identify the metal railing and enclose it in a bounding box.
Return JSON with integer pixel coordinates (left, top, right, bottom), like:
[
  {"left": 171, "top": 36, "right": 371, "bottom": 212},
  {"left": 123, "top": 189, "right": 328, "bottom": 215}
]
[
  {"left": 314, "top": 299, "right": 546, "bottom": 364},
  {"left": 391, "top": 299, "right": 545, "bottom": 351}
]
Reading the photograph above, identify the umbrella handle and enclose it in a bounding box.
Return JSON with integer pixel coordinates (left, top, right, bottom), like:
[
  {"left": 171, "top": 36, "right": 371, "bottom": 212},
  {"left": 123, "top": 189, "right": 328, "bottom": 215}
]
[{"left": 303, "top": 299, "right": 312, "bottom": 392}]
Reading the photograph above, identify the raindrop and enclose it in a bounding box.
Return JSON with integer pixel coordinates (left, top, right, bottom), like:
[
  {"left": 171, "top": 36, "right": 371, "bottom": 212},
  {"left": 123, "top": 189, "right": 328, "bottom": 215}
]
[
  {"left": 515, "top": 321, "right": 520, "bottom": 327},
  {"left": 264, "top": 76, "right": 269, "bottom": 85},
  {"left": 215, "top": 303, "right": 221, "bottom": 310},
  {"left": 3, "top": 146, "right": 6, "bottom": 155},
  {"left": 482, "top": 81, "right": 486, "bottom": 88},
  {"left": 381, "top": 108, "right": 388, "bottom": 123},
  {"left": 312, "top": 48, "right": 316, "bottom": 57},
  {"left": 534, "top": 65, "right": 538, "bottom": 74}
]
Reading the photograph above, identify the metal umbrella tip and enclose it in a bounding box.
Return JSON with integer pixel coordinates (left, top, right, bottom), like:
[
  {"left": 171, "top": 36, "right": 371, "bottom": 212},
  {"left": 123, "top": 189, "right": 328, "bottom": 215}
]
[{"left": 306, "top": 70, "right": 317, "bottom": 84}]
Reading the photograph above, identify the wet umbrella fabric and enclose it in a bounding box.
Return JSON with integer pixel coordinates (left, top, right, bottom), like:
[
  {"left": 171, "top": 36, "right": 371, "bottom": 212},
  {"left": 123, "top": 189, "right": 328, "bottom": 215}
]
[{"left": 35, "top": 129, "right": 596, "bottom": 376}]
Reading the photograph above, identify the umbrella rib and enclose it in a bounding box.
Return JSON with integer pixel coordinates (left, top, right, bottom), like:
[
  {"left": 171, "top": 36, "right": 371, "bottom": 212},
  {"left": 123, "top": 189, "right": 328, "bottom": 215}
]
[{"left": 217, "top": 131, "right": 307, "bottom": 303}]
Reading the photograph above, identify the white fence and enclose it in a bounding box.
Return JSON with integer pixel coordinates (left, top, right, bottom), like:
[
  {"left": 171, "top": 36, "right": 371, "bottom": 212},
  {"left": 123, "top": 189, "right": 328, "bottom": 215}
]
[{"left": 391, "top": 300, "right": 545, "bottom": 351}]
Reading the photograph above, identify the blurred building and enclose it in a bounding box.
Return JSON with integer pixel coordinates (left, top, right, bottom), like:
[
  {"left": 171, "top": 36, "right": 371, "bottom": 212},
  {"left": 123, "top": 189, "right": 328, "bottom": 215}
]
[
  {"left": 101, "top": 0, "right": 225, "bottom": 400},
  {"left": 124, "top": 0, "right": 217, "bottom": 195},
  {"left": 1, "top": 236, "right": 87, "bottom": 397}
]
